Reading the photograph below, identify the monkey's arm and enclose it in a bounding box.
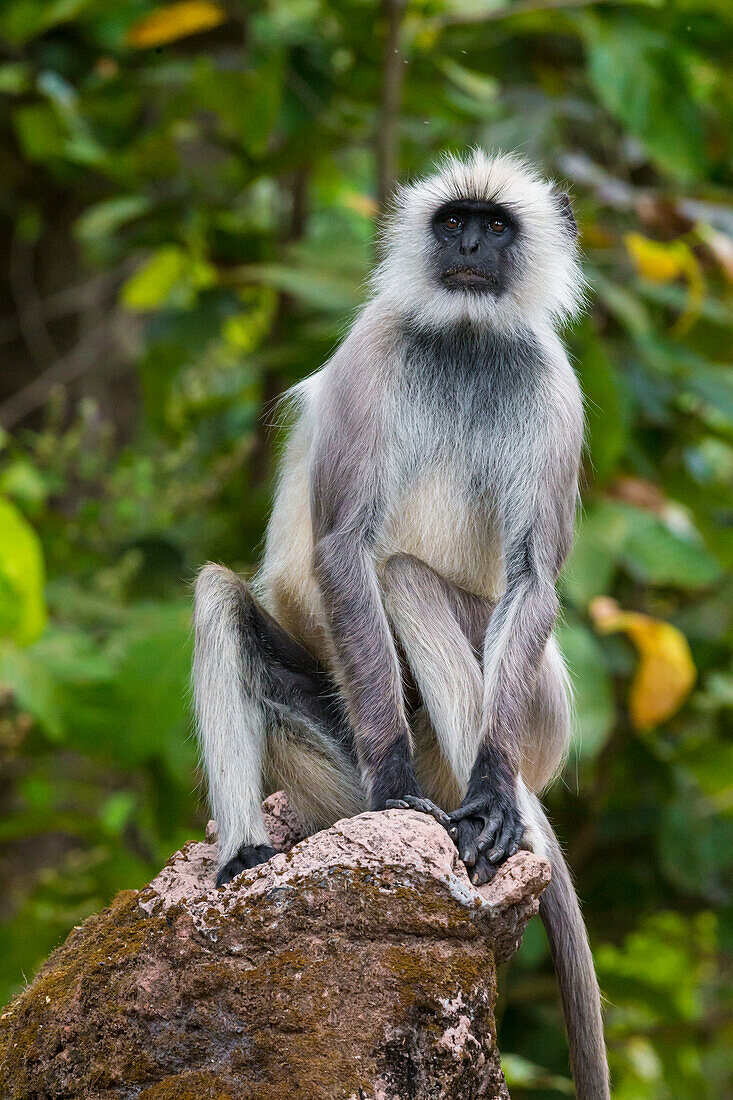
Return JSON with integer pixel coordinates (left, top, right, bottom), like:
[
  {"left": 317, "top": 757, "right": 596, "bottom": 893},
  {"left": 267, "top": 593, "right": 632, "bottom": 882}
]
[{"left": 309, "top": 358, "right": 423, "bottom": 810}]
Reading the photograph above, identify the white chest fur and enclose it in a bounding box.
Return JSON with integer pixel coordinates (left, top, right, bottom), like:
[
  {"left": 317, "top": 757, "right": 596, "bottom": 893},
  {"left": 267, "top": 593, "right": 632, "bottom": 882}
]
[{"left": 378, "top": 458, "right": 503, "bottom": 601}]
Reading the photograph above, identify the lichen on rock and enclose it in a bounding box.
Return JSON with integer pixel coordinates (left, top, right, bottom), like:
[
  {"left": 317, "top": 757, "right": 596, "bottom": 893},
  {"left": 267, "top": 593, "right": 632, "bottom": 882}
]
[{"left": 0, "top": 796, "right": 550, "bottom": 1099}]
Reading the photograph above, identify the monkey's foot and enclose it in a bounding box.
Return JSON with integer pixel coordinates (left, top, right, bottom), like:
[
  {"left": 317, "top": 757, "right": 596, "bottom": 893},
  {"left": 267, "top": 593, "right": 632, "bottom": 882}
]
[
  {"left": 385, "top": 795, "right": 451, "bottom": 829},
  {"left": 215, "top": 843, "right": 277, "bottom": 887},
  {"left": 447, "top": 796, "right": 525, "bottom": 887}
]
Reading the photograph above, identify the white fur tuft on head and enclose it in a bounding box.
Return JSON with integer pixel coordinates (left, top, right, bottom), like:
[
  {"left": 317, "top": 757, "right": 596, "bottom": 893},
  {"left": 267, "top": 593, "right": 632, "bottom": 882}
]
[{"left": 374, "top": 148, "right": 585, "bottom": 333}]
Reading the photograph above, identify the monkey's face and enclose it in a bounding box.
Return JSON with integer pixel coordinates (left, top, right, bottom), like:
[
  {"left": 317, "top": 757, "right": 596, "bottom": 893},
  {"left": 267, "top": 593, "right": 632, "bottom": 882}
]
[
  {"left": 375, "top": 150, "right": 584, "bottom": 332},
  {"left": 431, "top": 200, "right": 517, "bottom": 297}
]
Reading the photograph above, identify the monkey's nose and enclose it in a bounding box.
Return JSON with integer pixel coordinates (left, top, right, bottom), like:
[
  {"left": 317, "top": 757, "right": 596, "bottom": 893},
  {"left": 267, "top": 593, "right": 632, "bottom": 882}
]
[{"left": 460, "top": 235, "right": 480, "bottom": 255}]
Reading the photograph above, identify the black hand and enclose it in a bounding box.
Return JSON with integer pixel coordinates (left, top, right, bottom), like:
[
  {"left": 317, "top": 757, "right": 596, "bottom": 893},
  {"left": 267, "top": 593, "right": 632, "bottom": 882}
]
[{"left": 447, "top": 793, "right": 524, "bottom": 886}]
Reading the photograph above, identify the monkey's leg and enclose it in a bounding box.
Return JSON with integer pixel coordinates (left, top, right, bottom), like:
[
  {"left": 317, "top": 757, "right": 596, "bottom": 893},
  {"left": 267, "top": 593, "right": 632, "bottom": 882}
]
[
  {"left": 381, "top": 553, "right": 491, "bottom": 792},
  {"left": 193, "top": 564, "right": 365, "bottom": 886},
  {"left": 381, "top": 553, "right": 567, "bottom": 884},
  {"left": 381, "top": 554, "right": 506, "bottom": 879}
]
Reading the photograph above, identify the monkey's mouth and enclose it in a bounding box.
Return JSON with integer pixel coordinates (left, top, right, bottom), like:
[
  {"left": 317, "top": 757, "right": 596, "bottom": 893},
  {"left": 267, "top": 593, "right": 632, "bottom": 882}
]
[{"left": 440, "top": 267, "right": 499, "bottom": 293}]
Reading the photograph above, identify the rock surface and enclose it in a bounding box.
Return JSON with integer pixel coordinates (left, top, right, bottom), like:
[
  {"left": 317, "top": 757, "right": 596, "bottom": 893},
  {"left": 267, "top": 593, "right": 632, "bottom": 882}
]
[{"left": 0, "top": 795, "right": 550, "bottom": 1100}]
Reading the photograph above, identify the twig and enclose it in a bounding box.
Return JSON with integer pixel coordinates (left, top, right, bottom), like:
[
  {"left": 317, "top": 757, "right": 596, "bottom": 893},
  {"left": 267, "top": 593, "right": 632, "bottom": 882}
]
[
  {"left": 559, "top": 152, "right": 733, "bottom": 236},
  {"left": 0, "top": 266, "right": 132, "bottom": 347},
  {"left": 0, "top": 318, "right": 112, "bottom": 430},
  {"left": 8, "top": 232, "right": 59, "bottom": 370}
]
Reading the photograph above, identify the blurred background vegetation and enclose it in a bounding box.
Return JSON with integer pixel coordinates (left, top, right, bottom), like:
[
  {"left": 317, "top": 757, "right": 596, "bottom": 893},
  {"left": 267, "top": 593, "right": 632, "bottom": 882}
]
[{"left": 0, "top": 1, "right": 731, "bottom": 1096}]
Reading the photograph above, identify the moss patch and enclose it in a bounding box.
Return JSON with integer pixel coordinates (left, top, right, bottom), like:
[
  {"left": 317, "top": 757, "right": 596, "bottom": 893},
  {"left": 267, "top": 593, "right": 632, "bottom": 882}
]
[
  {"left": 0, "top": 891, "right": 164, "bottom": 1097},
  {"left": 139, "top": 1071, "right": 238, "bottom": 1099}
]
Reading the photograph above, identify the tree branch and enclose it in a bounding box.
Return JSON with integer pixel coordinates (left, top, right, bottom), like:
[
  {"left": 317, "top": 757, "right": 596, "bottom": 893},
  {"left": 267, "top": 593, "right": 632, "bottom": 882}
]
[
  {"left": 442, "top": 0, "right": 629, "bottom": 26},
  {"left": 376, "top": 0, "right": 407, "bottom": 215}
]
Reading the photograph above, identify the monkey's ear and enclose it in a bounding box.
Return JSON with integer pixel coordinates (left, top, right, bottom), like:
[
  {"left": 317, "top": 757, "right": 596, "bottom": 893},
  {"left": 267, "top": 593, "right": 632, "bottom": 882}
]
[{"left": 555, "top": 191, "right": 577, "bottom": 238}]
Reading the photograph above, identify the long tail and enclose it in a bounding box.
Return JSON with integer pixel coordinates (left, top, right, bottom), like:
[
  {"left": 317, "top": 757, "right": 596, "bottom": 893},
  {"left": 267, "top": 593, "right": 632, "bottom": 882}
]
[{"left": 532, "top": 797, "right": 610, "bottom": 1100}]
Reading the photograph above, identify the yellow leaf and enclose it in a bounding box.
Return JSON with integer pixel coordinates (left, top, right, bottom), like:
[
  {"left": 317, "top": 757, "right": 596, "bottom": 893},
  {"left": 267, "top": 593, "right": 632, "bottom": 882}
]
[
  {"left": 221, "top": 287, "right": 278, "bottom": 352},
  {"left": 624, "top": 232, "right": 705, "bottom": 335},
  {"left": 126, "top": 2, "right": 227, "bottom": 49},
  {"left": 121, "top": 246, "right": 186, "bottom": 309},
  {"left": 624, "top": 232, "right": 682, "bottom": 282},
  {"left": 589, "top": 597, "right": 696, "bottom": 730},
  {"left": 121, "top": 246, "right": 216, "bottom": 310}
]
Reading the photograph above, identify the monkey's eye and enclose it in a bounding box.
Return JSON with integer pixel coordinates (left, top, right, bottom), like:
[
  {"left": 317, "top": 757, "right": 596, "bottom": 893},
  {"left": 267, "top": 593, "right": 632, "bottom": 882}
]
[
  {"left": 489, "top": 217, "right": 506, "bottom": 234},
  {"left": 443, "top": 215, "right": 462, "bottom": 231}
]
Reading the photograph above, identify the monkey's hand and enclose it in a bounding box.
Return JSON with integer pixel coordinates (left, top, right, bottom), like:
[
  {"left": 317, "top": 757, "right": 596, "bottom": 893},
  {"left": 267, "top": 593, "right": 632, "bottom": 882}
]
[
  {"left": 386, "top": 791, "right": 524, "bottom": 885},
  {"left": 447, "top": 793, "right": 525, "bottom": 886}
]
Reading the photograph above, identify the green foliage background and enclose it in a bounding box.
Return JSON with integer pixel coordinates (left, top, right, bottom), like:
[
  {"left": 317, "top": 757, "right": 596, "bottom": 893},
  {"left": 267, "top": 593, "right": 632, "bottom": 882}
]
[{"left": 0, "top": 1, "right": 731, "bottom": 1096}]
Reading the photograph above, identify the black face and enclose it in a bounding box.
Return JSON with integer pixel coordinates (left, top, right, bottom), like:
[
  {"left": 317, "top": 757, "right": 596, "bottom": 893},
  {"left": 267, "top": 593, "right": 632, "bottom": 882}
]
[{"left": 431, "top": 200, "right": 518, "bottom": 296}]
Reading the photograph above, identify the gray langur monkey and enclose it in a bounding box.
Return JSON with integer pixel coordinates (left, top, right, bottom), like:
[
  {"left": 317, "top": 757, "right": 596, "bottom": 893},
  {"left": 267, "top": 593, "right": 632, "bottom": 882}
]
[{"left": 193, "top": 150, "right": 610, "bottom": 1099}]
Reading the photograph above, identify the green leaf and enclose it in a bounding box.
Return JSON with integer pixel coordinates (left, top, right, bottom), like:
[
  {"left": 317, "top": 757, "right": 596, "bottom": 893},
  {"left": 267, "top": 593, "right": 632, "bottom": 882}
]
[
  {"left": 501, "top": 1053, "right": 573, "bottom": 1094},
  {"left": 0, "top": 62, "right": 31, "bottom": 94},
  {"left": 572, "top": 322, "right": 628, "bottom": 483},
  {"left": 240, "top": 263, "right": 360, "bottom": 312},
  {"left": 597, "top": 911, "right": 714, "bottom": 1019},
  {"left": 190, "top": 55, "right": 284, "bottom": 155},
  {"left": 658, "top": 790, "right": 733, "bottom": 899},
  {"left": 121, "top": 247, "right": 217, "bottom": 311},
  {"left": 75, "top": 195, "right": 151, "bottom": 244},
  {"left": 558, "top": 620, "right": 615, "bottom": 757},
  {"left": 583, "top": 15, "right": 706, "bottom": 182},
  {"left": 0, "top": 625, "right": 114, "bottom": 740},
  {"left": 0, "top": 497, "right": 46, "bottom": 646},
  {"left": 106, "top": 602, "right": 194, "bottom": 776},
  {"left": 0, "top": 0, "right": 94, "bottom": 45},
  {"left": 563, "top": 500, "right": 630, "bottom": 608},
  {"left": 565, "top": 499, "right": 721, "bottom": 600},
  {"left": 99, "top": 791, "right": 137, "bottom": 835},
  {"left": 623, "top": 512, "right": 721, "bottom": 589},
  {"left": 12, "top": 102, "right": 66, "bottom": 161},
  {"left": 439, "top": 59, "right": 498, "bottom": 104},
  {"left": 243, "top": 57, "right": 284, "bottom": 157}
]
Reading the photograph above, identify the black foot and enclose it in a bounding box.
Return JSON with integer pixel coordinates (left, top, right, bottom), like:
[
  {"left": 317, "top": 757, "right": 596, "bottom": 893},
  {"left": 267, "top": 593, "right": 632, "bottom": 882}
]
[
  {"left": 446, "top": 795, "right": 524, "bottom": 886},
  {"left": 215, "top": 843, "right": 277, "bottom": 887}
]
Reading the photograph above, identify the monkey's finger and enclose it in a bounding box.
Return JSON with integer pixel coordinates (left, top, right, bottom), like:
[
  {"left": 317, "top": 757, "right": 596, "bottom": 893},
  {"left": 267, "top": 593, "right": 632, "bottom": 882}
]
[
  {"left": 470, "top": 854, "right": 498, "bottom": 887},
  {"left": 461, "top": 846, "right": 477, "bottom": 868},
  {"left": 396, "top": 795, "right": 451, "bottom": 827},
  {"left": 385, "top": 800, "right": 410, "bottom": 810},
  {"left": 475, "top": 814, "right": 502, "bottom": 853},
  {"left": 447, "top": 799, "right": 487, "bottom": 822},
  {"left": 391, "top": 796, "right": 449, "bottom": 822},
  {"left": 458, "top": 820, "right": 487, "bottom": 869},
  {"left": 487, "top": 820, "right": 518, "bottom": 864}
]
